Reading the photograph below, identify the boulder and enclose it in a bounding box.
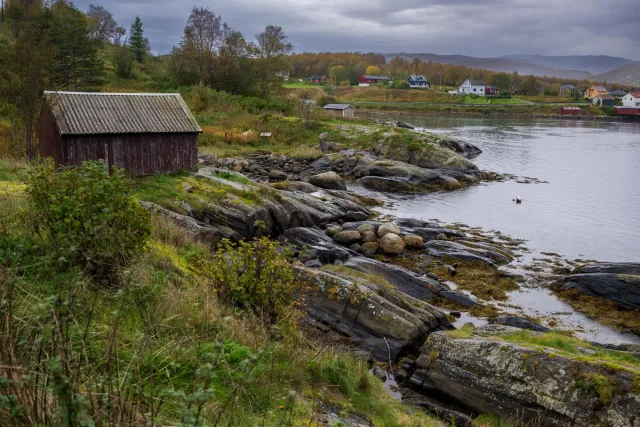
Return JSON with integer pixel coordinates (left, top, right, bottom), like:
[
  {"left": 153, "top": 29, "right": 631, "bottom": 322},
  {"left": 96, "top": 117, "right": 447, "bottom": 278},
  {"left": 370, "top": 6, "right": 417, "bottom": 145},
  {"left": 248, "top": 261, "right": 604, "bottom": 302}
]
[
  {"left": 308, "top": 171, "right": 347, "bottom": 191},
  {"left": 403, "top": 235, "right": 424, "bottom": 249},
  {"left": 325, "top": 225, "right": 343, "bottom": 237},
  {"left": 356, "top": 223, "right": 377, "bottom": 233},
  {"left": 411, "top": 325, "right": 640, "bottom": 427},
  {"left": 377, "top": 222, "right": 401, "bottom": 238},
  {"left": 361, "top": 231, "right": 377, "bottom": 243},
  {"left": 360, "top": 242, "right": 379, "bottom": 257},
  {"left": 380, "top": 233, "right": 406, "bottom": 254},
  {"left": 333, "top": 230, "right": 362, "bottom": 244}
]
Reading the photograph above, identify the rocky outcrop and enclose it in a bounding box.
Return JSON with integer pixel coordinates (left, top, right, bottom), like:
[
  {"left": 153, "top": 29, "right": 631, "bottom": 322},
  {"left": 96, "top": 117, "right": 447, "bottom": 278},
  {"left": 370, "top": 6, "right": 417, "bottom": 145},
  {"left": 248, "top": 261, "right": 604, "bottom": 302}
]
[
  {"left": 297, "top": 266, "right": 450, "bottom": 360},
  {"left": 140, "top": 201, "right": 224, "bottom": 248},
  {"left": 496, "top": 315, "right": 550, "bottom": 333},
  {"left": 184, "top": 168, "right": 371, "bottom": 239},
  {"left": 436, "top": 138, "right": 483, "bottom": 159},
  {"left": 281, "top": 227, "right": 357, "bottom": 264},
  {"left": 406, "top": 325, "right": 640, "bottom": 427},
  {"left": 343, "top": 257, "right": 477, "bottom": 308},
  {"left": 554, "top": 263, "right": 640, "bottom": 309},
  {"left": 425, "top": 240, "right": 513, "bottom": 266}
]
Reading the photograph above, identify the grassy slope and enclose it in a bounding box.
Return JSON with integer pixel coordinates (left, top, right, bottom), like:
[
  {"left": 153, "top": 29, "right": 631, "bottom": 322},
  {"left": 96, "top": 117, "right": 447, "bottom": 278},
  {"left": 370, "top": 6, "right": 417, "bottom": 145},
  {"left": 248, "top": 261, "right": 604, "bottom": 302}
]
[{"left": 0, "top": 162, "right": 442, "bottom": 426}]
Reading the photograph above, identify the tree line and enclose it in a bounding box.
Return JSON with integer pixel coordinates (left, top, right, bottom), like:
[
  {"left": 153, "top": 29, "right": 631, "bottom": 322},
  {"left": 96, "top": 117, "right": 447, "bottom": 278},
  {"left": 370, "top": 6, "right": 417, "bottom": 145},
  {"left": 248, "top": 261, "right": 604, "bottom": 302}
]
[{"left": 287, "top": 52, "right": 629, "bottom": 96}]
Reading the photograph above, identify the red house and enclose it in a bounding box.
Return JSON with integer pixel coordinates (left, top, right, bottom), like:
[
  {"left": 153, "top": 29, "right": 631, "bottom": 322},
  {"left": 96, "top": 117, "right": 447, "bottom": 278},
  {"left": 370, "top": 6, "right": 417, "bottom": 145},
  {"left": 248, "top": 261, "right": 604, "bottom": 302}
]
[
  {"left": 310, "top": 74, "right": 328, "bottom": 83},
  {"left": 559, "top": 107, "right": 581, "bottom": 116},
  {"left": 486, "top": 86, "right": 500, "bottom": 95},
  {"left": 358, "top": 75, "right": 391, "bottom": 86}
]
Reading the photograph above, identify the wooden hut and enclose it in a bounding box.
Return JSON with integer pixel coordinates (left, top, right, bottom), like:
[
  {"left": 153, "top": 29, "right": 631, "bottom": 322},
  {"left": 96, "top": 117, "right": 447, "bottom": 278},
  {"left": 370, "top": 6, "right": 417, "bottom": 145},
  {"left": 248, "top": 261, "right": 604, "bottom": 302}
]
[
  {"left": 322, "top": 104, "right": 356, "bottom": 118},
  {"left": 38, "top": 91, "right": 202, "bottom": 176}
]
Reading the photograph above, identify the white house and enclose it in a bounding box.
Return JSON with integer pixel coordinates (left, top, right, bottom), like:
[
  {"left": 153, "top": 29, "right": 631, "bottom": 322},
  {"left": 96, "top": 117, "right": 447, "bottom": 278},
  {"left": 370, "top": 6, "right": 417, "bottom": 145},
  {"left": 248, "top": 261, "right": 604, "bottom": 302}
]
[
  {"left": 622, "top": 92, "right": 640, "bottom": 107},
  {"left": 459, "top": 79, "right": 486, "bottom": 95}
]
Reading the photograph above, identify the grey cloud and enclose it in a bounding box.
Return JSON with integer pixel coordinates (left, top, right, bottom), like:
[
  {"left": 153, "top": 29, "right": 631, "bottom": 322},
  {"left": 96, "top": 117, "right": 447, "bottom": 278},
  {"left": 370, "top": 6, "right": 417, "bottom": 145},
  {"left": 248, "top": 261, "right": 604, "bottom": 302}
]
[{"left": 72, "top": 0, "right": 639, "bottom": 59}]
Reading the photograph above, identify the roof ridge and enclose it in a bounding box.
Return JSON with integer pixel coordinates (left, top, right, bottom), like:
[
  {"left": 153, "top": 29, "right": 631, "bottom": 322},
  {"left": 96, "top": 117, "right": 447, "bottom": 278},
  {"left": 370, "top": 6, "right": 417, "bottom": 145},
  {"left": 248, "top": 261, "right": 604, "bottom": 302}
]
[{"left": 44, "top": 91, "right": 181, "bottom": 97}]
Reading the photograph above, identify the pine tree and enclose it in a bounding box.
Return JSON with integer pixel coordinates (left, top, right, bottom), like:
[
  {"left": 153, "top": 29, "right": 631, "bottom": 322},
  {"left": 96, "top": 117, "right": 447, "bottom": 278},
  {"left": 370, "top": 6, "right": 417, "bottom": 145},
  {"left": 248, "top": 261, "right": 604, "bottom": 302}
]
[
  {"left": 49, "top": 1, "right": 103, "bottom": 90},
  {"left": 129, "top": 16, "right": 146, "bottom": 62}
]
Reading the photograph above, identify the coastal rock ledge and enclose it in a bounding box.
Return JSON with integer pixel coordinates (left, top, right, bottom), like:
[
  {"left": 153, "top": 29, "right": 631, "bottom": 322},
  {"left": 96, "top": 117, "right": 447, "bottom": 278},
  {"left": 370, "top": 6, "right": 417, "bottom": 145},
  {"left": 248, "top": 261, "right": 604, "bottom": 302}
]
[{"left": 405, "top": 325, "right": 640, "bottom": 427}]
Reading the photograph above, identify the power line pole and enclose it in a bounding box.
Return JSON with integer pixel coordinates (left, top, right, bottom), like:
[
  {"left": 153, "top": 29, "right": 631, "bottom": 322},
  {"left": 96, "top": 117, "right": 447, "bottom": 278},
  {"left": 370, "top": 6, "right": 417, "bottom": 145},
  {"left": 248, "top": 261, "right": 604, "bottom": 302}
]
[{"left": 1, "top": 0, "right": 5, "bottom": 23}]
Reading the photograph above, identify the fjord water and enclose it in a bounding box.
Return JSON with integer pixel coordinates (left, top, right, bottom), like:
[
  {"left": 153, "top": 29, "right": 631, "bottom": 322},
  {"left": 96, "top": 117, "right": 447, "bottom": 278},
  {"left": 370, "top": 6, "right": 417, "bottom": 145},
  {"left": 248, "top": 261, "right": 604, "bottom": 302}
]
[
  {"left": 372, "top": 116, "right": 640, "bottom": 262},
  {"left": 357, "top": 116, "right": 640, "bottom": 344}
]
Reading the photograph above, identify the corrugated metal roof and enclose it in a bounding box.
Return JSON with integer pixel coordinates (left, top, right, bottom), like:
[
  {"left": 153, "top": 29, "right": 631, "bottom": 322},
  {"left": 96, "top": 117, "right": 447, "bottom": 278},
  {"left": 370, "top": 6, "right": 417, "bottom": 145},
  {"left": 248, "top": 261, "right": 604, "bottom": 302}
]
[
  {"left": 323, "top": 104, "right": 355, "bottom": 110},
  {"left": 43, "top": 91, "right": 203, "bottom": 135},
  {"left": 594, "top": 86, "right": 608, "bottom": 92}
]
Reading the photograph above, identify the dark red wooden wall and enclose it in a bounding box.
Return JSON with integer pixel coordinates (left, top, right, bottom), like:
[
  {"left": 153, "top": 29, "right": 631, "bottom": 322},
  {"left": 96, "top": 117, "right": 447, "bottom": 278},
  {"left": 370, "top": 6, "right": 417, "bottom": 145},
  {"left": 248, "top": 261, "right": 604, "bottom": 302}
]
[{"left": 38, "top": 106, "right": 199, "bottom": 176}]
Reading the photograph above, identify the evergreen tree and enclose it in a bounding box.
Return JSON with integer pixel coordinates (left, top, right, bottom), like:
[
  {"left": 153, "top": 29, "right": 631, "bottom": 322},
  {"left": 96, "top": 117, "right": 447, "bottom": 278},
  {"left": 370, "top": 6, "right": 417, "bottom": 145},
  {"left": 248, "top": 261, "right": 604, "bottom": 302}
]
[
  {"left": 49, "top": 1, "right": 103, "bottom": 90},
  {"left": 129, "top": 16, "right": 147, "bottom": 62}
]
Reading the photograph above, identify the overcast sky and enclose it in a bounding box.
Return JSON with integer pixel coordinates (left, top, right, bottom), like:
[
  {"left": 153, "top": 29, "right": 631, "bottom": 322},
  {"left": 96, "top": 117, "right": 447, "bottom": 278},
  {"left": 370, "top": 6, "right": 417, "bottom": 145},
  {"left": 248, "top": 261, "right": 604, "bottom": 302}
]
[{"left": 74, "top": 0, "right": 639, "bottom": 60}]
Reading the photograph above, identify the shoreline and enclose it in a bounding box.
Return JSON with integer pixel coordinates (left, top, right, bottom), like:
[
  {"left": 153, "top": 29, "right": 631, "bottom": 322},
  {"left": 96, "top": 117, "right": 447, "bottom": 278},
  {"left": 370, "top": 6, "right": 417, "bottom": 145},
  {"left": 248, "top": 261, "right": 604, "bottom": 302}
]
[{"left": 359, "top": 109, "right": 638, "bottom": 121}]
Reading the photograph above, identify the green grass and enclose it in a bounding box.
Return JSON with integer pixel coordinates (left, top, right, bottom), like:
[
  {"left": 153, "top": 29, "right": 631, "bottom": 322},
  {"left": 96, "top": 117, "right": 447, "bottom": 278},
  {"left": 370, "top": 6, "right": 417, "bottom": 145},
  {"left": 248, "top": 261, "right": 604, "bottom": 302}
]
[
  {"left": 283, "top": 82, "right": 322, "bottom": 88},
  {"left": 463, "top": 97, "right": 527, "bottom": 105},
  {"left": 497, "top": 331, "right": 640, "bottom": 373}
]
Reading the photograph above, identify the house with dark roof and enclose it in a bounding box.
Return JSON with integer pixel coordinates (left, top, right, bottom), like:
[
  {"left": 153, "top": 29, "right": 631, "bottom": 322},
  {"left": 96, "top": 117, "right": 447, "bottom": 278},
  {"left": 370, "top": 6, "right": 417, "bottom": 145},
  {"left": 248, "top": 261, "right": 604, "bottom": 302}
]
[
  {"left": 559, "top": 85, "right": 575, "bottom": 96},
  {"left": 358, "top": 75, "right": 391, "bottom": 86},
  {"left": 322, "top": 104, "right": 356, "bottom": 118},
  {"left": 406, "top": 75, "right": 430, "bottom": 89},
  {"left": 38, "top": 91, "right": 202, "bottom": 176},
  {"left": 586, "top": 85, "right": 609, "bottom": 99},
  {"left": 610, "top": 90, "right": 628, "bottom": 98},
  {"left": 593, "top": 94, "right": 615, "bottom": 107},
  {"left": 459, "top": 79, "right": 486, "bottom": 95},
  {"left": 309, "top": 74, "right": 328, "bottom": 83}
]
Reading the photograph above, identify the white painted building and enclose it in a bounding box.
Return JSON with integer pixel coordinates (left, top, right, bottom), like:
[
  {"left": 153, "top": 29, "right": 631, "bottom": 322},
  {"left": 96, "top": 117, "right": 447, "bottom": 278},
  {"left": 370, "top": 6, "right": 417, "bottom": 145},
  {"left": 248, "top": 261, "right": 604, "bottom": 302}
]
[
  {"left": 622, "top": 92, "right": 640, "bottom": 107},
  {"left": 458, "top": 79, "right": 486, "bottom": 95}
]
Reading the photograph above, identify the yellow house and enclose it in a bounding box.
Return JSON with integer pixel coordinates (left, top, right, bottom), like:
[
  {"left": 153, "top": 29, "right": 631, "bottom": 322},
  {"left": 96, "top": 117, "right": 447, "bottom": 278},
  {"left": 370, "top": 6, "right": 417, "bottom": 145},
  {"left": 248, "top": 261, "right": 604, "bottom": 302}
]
[{"left": 586, "top": 85, "right": 609, "bottom": 99}]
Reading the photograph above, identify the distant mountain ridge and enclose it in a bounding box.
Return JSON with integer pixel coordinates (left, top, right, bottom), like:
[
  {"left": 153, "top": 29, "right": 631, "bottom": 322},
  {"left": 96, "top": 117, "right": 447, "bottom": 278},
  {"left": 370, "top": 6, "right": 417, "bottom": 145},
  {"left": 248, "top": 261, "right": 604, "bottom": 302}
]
[
  {"left": 501, "top": 55, "right": 634, "bottom": 75},
  {"left": 593, "top": 62, "right": 640, "bottom": 87},
  {"left": 383, "top": 53, "right": 636, "bottom": 81}
]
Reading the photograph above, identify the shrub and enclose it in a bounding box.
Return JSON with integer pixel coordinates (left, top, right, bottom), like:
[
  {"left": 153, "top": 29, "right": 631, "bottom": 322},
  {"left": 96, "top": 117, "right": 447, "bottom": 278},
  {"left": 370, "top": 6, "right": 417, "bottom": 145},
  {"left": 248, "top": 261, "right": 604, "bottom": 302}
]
[
  {"left": 340, "top": 80, "right": 351, "bottom": 86},
  {"left": 112, "top": 46, "right": 135, "bottom": 79},
  {"left": 212, "top": 237, "right": 305, "bottom": 328},
  {"left": 27, "top": 160, "right": 150, "bottom": 281}
]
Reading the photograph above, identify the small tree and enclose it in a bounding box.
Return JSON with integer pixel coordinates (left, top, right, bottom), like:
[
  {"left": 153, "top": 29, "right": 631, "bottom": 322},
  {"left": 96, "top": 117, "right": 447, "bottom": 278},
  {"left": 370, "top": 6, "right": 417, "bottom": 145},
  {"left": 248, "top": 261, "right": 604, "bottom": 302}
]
[
  {"left": 256, "top": 25, "right": 293, "bottom": 98},
  {"left": 27, "top": 160, "right": 151, "bottom": 281},
  {"left": 129, "top": 15, "right": 147, "bottom": 62},
  {"left": 212, "top": 238, "right": 305, "bottom": 328},
  {"left": 365, "top": 65, "right": 380, "bottom": 75}
]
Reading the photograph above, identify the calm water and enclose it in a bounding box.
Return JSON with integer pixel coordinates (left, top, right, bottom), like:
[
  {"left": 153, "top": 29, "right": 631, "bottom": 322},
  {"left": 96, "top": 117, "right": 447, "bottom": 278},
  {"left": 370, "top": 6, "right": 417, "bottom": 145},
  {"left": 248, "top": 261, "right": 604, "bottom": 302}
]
[
  {"left": 365, "top": 116, "right": 640, "bottom": 262},
  {"left": 354, "top": 115, "right": 640, "bottom": 344}
]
